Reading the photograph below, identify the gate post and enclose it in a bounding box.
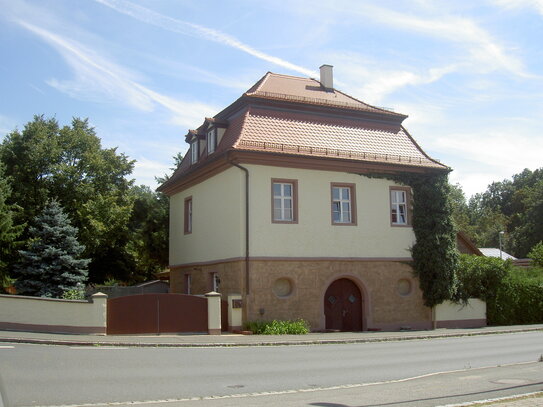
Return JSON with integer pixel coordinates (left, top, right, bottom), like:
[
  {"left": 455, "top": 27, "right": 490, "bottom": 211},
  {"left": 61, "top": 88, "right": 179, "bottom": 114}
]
[
  {"left": 205, "top": 292, "right": 222, "bottom": 335},
  {"left": 227, "top": 294, "right": 243, "bottom": 331},
  {"left": 92, "top": 292, "right": 108, "bottom": 335}
]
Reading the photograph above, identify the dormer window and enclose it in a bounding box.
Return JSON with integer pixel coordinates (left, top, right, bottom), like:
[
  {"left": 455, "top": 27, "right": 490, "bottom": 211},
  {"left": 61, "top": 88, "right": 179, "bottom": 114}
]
[
  {"left": 191, "top": 140, "right": 199, "bottom": 164},
  {"left": 207, "top": 128, "right": 216, "bottom": 154}
]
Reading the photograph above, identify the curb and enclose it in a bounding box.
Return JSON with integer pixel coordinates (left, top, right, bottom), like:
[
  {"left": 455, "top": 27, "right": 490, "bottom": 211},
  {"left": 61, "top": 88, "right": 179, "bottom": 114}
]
[
  {"left": 436, "top": 391, "right": 543, "bottom": 406},
  {"left": 0, "top": 326, "right": 541, "bottom": 348}
]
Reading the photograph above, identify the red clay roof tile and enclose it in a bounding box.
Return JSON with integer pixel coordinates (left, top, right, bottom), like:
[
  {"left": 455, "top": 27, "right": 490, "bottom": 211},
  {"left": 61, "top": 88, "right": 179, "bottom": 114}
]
[
  {"left": 230, "top": 107, "right": 443, "bottom": 168},
  {"left": 245, "top": 73, "right": 405, "bottom": 118}
]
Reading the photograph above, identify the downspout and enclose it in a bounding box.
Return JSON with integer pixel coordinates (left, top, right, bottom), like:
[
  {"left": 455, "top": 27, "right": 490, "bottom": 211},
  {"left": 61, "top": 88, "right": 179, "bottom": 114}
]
[{"left": 228, "top": 158, "right": 250, "bottom": 295}]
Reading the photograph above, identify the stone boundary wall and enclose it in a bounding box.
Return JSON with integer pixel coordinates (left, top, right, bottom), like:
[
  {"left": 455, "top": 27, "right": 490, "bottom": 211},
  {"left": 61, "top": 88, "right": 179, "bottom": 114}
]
[
  {"left": 0, "top": 292, "right": 225, "bottom": 335},
  {"left": 0, "top": 293, "right": 107, "bottom": 335}
]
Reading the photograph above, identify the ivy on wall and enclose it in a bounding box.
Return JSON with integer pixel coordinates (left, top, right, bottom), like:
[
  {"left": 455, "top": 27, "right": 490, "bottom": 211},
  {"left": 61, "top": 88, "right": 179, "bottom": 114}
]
[{"left": 372, "top": 171, "right": 458, "bottom": 307}]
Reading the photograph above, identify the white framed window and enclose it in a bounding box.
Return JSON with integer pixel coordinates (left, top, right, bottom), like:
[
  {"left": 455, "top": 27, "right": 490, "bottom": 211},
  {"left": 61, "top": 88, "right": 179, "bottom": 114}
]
[
  {"left": 191, "top": 140, "right": 199, "bottom": 164},
  {"left": 272, "top": 179, "right": 298, "bottom": 223},
  {"left": 390, "top": 188, "right": 410, "bottom": 226},
  {"left": 273, "top": 183, "right": 293, "bottom": 221},
  {"left": 331, "top": 183, "right": 356, "bottom": 225},
  {"left": 207, "top": 129, "right": 216, "bottom": 154}
]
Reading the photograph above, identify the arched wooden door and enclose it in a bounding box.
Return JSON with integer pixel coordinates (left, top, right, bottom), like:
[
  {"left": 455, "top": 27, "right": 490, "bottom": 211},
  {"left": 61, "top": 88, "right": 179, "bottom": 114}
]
[{"left": 324, "top": 278, "right": 363, "bottom": 331}]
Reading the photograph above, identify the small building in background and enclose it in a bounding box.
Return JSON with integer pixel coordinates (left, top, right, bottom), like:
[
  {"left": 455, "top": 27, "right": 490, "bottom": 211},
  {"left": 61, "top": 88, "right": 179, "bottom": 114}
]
[{"left": 478, "top": 248, "right": 517, "bottom": 260}]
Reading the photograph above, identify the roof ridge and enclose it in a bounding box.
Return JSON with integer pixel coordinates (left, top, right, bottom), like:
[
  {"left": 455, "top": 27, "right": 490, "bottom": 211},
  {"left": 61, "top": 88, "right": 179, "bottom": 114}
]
[
  {"left": 266, "top": 72, "right": 317, "bottom": 81},
  {"left": 333, "top": 88, "right": 406, "bottom": 117},
  {"left": 244, "top": 72, "right": 272, "bottom": 95},
  {"left": 232, "top": 108, "right": 251, "bottom": 149},
  {"left": 254, "top": 71, "right": 273, "bottom": 93}
]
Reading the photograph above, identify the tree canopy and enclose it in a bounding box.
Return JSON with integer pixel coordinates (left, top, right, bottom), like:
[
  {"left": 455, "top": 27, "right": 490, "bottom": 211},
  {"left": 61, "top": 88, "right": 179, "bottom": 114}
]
[
  {"left": 1, "top": 115, "right": 168, "bottom": 286},
  {"left": 0, "top": 162, "right": 24, "bottom": 289},
  {"left": 452, "top": 168, "right": 543, "bottom": 258}
]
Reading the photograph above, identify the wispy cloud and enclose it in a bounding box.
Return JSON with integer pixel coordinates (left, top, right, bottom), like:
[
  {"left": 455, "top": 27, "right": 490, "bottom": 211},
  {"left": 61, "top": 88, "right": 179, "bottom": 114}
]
[
  {"left": 433, "top": 128, "right": 543, "bottom": 174},
  {"left": 330, "top": 52, "right": 458, "bottom": 105},
  {"left": 15, "top": 20, "right": 216, "bottom": 128},
  {"left": 360, "top": 65, "right": 458, "bottom": 104},
  {"left": 132, "top": 156, "right": 172, "bottom": 188},
  {"left": 94, "top": 0, "right": 317, "bottom": 77},
  {"left": 349, "top": 3, "right": 530, "bottom": 78},
  {"left": 433, "top": 124, "right": 543, "bottom": 197},
  {"left": 126, "top": 52, "right": 255, "bottom": 92},
  {"left": 491, "top": 0, "right": 543, "bottom": 14},
  {"left": 0, "top": 114, "right": 17, "bottom": 136}
]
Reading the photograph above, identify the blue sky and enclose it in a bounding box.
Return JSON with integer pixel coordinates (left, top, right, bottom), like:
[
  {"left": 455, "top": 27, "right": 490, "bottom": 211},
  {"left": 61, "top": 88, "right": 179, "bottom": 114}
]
[{"left": 1, "top": 0, "right": 542, "bottom": 198}]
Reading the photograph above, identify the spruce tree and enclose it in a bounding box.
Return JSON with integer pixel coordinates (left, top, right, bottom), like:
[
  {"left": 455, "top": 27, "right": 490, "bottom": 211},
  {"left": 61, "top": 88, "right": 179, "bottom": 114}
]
[{"left": 15, "top": 200, "right": 89, "bottom": 297}]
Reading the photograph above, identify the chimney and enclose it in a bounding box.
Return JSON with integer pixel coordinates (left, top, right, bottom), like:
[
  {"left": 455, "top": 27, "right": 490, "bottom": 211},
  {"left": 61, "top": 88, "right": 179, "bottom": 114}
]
[{"left": 320, "top": 64, "right": 333, "bottom": 89}]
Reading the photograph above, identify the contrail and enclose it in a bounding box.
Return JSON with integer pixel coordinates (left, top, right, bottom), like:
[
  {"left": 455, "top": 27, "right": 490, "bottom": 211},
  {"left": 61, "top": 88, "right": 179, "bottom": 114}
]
[{"left": 94, "top": 0, "right": 316, "bottom": 77}]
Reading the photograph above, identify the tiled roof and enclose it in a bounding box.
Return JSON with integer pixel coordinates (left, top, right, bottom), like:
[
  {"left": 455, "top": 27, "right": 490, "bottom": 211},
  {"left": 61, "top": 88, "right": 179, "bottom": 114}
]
[
  {"left": 230, "top": 107, "right": 444, "bottom": 168},
  {"left": 245, "top": 73, "right": 406, "bottom": 118},
  {"left": 159, "top": 71, "right": 448, "bottom": 193}
]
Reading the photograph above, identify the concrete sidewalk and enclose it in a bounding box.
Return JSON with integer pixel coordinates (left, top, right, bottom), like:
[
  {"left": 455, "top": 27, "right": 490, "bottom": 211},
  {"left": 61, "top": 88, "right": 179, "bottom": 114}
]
[
  {"left": 0, "top": 324, "right": 541, "bottom": 347},
  {"left": 440, "top": 392, "right": 543, "bottom": 407}
]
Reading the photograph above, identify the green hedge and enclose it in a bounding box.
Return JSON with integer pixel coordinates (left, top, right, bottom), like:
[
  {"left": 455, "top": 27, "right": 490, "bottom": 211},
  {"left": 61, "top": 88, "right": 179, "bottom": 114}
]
[
  {"left": 487, "top": 275, "right": 543, "bottom": 325},
  {"left": 453, "top": 254, "right": 510, "bottom": 303},
  {"left": 455, "top": 255, "right": 543, "bottom": 326},
  {"left": 244, "top": 319, "right": 310, "bottom": 335}
]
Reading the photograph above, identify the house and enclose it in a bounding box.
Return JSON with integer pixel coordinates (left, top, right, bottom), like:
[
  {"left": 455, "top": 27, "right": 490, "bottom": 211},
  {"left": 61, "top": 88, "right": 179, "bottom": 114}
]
[
  {"left": 478, "top": 247, "right": 533, "bottom": 268},
  {"left": 457, "top": 231, "right": 483, "bottom": 256},
  {"left": 478, "top": 248, "right": 516, "bottom": 260},
  {"left": 158, "top": 65, "right": 453, "bottom": 331}
]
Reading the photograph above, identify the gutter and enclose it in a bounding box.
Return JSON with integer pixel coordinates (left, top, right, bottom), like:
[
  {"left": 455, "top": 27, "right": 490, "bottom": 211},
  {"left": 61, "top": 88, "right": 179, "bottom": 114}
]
[{"left": 227, "top": 157, "right": 250, "bottom": 295}]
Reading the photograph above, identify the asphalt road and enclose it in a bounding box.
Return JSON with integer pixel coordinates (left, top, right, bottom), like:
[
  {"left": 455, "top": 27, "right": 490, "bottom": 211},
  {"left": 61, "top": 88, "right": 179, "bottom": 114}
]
[{"left": 0, "top": 331, "right": 542, "bottom": 406}]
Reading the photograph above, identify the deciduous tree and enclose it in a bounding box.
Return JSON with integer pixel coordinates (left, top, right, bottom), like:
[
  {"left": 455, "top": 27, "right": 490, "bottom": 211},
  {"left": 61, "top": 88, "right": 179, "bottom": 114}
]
[
  {"left": 0, "top": 163, "right": 24, "bottom": 289},
  {"left": 1, "top": 115, "right": 135, "bottom": 282}
]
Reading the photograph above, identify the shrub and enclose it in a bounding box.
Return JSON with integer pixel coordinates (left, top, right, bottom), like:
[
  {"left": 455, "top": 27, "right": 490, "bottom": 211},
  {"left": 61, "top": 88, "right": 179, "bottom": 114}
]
[
  {"left": 61, "top": 283, "right": 86, "bottom": 300},
  {"left": 487, "top": 273, "right": 543, "bottom": 325},
  {"left": 244, "top": 319, "right": 310, "bottom": 335},
  {"left": 528, "top": 241, "right": 543, "bottom": 268},
  {"left": 453, "top": 254, "right": 510, "bottom": 303}
]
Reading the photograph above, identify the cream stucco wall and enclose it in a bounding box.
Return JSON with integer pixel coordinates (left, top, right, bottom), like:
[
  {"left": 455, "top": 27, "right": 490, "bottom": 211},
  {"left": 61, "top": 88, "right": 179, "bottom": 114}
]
[
  {"left": 0, "top": 293, "right": 107, "bottom": 334},
  {"left": 246, "top": 165, "right": 415, "bottom": 258},
  {"left": 435, "top": 299, "right": 486, "bottom": 321},
  {"left": 169, "top": 167, "right": 245, "bottom": 265}
]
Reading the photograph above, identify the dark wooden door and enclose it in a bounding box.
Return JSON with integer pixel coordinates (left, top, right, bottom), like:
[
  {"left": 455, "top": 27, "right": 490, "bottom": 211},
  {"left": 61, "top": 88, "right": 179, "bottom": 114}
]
[{"left": 324, "top": 279, "right": 362, "bottom": 331}]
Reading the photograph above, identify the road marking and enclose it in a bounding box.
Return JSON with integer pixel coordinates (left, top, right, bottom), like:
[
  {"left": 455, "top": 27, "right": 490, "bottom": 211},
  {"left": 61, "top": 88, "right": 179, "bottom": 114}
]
[
  {"left": 69, "top": 346, "right": 129, "bottom": 350},
  {"left": 0, "top": 345, "right": 14, "bottom": 349},
  {"left": 23, "top": 361, "right": 540, "bottom": 407}
]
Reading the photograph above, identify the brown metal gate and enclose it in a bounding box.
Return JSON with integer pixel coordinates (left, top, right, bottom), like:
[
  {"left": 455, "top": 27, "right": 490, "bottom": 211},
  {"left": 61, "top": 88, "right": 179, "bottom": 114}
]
[
  {"left": 107, "top": 293, "right": 208, "bottom": 334},
  {"left": 221, "top": 300, "right": 228, "bottom": 332}
]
